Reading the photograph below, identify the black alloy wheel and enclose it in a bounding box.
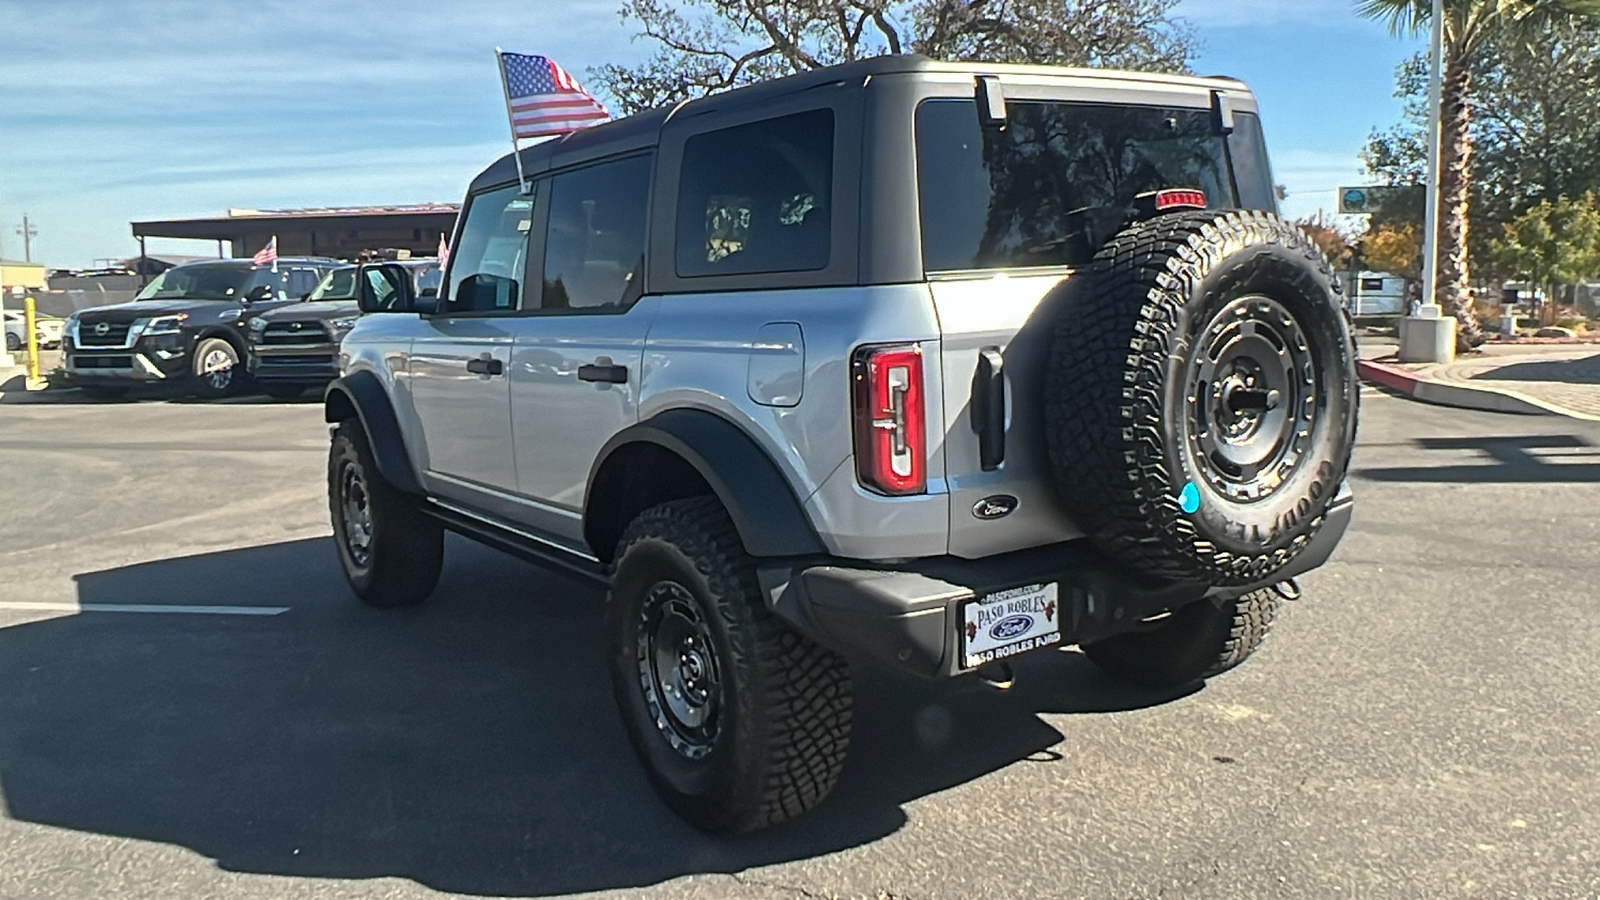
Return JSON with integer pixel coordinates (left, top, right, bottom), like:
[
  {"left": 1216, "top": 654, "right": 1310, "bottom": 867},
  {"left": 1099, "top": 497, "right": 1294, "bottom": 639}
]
[{"left": 1185, "top": 295, "right": 1319, "bottom": 504}]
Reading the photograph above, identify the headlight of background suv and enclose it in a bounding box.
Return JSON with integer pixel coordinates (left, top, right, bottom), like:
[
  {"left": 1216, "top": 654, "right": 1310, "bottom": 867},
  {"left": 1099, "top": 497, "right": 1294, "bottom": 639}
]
[
  {"left": 329, "top": 316, "right": 360, "bottom": 336},
  {"left": 144, "top": 314, "right": 188, "bottom": 335},
  {"left": 247, "top": 316, "right": 269, "bottom": 334}
]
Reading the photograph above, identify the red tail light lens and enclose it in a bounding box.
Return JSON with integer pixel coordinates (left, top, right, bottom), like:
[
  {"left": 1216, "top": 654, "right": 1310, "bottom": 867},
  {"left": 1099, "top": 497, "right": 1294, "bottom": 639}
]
[
  {"left": 1134, "top": 188, "right": 1209, "bottom": 219},
  {"left": 852, "top": 344, "right": 927, "bottom": 496}
]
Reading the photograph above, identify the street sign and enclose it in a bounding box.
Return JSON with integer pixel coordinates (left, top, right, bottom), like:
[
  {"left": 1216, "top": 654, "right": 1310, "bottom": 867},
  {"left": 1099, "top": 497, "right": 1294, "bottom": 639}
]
[{"left": 1338, "top": 186, "right": 1403, "bottom": 215}]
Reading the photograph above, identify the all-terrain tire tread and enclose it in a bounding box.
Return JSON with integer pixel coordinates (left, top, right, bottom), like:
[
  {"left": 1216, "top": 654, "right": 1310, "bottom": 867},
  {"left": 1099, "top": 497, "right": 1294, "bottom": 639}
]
[
  {"left": 1045, "top": 210, "right": 1358, "bottom": 586},
  {"left": 611, "top": 496, "right": 851, "bottom": 833},
  {"left": 329, "top": 422, "right": 443, "bottom": 608}
]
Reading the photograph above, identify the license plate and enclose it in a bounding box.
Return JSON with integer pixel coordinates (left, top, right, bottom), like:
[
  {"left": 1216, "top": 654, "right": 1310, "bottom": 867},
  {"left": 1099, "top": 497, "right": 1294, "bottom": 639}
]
[{"left": 961, "top": 583, "right": 1061, "bottom": 670}]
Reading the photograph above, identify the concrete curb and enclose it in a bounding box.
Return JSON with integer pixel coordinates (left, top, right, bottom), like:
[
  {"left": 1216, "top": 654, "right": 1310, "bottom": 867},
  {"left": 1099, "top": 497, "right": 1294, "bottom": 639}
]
[{"left": 1356, "top": 359, "right": 1600, "bottom": 421}]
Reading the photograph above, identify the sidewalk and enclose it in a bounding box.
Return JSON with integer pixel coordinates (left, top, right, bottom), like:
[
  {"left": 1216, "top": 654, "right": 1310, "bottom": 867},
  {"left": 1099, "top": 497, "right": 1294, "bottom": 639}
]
[{"left": 1357, "top": 335, "right": 1600, "bottom": 421}]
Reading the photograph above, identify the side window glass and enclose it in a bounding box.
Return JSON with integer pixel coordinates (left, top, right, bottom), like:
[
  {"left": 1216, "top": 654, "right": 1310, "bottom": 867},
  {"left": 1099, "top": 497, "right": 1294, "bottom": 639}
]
[
  {"left": 676, "top": 109, "right": 834, "bottom": 278},
  {"left": 288, "top": 269, "right": 319, "bottom": 298},
  {"left": 541, "top": 155, "right": 651, "bottom": 311},
  {"left": 445, "top": 184, "right": 533, "bottom": 313}
]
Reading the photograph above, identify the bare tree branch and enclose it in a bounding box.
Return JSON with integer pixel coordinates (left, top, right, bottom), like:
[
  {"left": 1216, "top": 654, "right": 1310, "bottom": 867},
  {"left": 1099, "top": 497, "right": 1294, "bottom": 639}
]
[{"left": 593, "top": 0, "right": 1194, "bottom": 115}]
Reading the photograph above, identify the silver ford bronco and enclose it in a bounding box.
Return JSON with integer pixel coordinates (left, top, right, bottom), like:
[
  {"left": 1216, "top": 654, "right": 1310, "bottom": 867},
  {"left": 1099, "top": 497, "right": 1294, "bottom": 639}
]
[{"left": 323, "top": 56, "right": 1358, "bottom": 835}]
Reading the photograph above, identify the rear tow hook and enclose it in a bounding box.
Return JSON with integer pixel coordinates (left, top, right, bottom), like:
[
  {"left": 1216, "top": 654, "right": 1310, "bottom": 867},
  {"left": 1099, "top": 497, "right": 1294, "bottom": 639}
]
[
  {"left": 976, "top": 661, "right": 1015, "bottom": 690},
  {"left": 1271, "top": 579, "right": 1303, "bottom": 601}
]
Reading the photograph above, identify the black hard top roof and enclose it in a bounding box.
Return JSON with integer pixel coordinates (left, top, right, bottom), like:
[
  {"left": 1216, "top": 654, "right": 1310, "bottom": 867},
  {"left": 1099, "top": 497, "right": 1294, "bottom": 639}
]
[{"left": 469, "top": 54, "right": 1248, "bottom": 191}]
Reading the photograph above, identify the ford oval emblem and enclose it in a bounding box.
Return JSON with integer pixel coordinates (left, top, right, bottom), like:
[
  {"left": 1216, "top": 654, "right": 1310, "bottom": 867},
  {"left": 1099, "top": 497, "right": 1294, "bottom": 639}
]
[
  {"left": 990, "top": 615, "right": 1033, "bottom": 640},
  {"left": 972, "top": 494, "right": 1018, "bottom": 520}
]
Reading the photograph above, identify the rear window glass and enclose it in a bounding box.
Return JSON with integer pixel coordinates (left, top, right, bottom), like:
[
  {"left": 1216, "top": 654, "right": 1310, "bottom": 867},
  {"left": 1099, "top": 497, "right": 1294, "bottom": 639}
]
[
  {"left": 676, "top": 109, "right": 833, "bottom": 278},
  {"left": 915, "top": 99, "right": 1276, "bottom": 273}
]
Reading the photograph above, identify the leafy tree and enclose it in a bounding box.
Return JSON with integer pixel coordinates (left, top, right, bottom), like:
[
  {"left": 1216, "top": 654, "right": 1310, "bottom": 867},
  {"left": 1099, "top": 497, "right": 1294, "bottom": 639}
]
[
  {"left": 1296, "top": 213, "right": 1358, "bottom": 271},
  {"left": 594, "top": 0, "right": 1197, "bottom": 115},
  {"left": 1366, "top": 29, "right": 1600, "bottom": 280},
  {"left": 1362, "top": 221, "right": 1424, "bottom": 284},
  {"left": 1356, "top": 0, "right": 1600, "bottom": 351},
  {"left": 1493, "top": 192, "right": 1600, "bottom": 323}
]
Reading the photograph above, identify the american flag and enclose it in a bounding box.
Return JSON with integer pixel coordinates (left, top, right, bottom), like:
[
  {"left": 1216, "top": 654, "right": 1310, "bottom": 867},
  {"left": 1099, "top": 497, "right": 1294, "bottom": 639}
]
[
  {"left": 252, "top": 236, "right": 278, "bottom": 266},
  {"left": 437, "top": 233, "right": 450, "bottom": 268},
  {"left": 499, "top": 51, "right": 609, "bottom": 140}
]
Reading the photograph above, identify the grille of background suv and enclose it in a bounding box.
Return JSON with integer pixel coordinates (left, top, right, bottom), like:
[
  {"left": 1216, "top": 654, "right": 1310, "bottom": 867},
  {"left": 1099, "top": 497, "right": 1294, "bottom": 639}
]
[
  {"left": 261, "top": 322, "right": 330, "bottom": 345},
  {"left": 77, "top": 323, "right": 133, "bottom": 346}
]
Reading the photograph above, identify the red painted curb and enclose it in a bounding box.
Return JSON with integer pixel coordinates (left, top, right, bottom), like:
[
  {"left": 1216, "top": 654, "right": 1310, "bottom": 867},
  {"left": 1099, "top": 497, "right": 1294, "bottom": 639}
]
[{"left": 1357, "top": 359, "right": 1422, "bottom": 395}]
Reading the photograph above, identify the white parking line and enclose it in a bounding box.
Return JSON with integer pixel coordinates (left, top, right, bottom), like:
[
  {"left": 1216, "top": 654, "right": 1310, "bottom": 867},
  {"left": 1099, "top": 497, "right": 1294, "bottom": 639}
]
[{"left": 0, "top": 602, "right": 289, "bottom": 616}]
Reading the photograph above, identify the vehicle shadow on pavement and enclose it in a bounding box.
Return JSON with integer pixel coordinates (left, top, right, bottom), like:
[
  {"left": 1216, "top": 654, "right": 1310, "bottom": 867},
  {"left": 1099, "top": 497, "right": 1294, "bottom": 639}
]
[
  {"left": 1356, "top": 434, "right": 1600, "bottom": 483},
  {"left": 0, "top": 537, "right": 1190, "bottom": 897},
  {"left": 0, "top": 386, "right": 319, "bottom": 405},
  {"left": 1471, "top": 354, "right": 1600, "bottom": 384}
]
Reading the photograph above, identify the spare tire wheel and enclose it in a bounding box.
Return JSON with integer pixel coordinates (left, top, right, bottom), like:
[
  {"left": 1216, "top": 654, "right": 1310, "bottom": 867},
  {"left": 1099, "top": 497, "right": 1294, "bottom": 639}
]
[{"left": 1045, "top": 210, "right": 1357, "bottom": 587}]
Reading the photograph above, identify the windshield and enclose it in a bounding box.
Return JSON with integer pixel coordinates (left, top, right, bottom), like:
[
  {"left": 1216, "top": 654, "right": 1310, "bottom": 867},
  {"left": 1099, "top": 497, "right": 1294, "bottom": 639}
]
[
  {"left": 915, "top": 99, "right": 1277, "bottom": 272},
  {"left": 134, "top": 264, "right": 255, "bottom": 301},
  {"left": 308, "top": 267, "right": 358, "bottom": 302}
]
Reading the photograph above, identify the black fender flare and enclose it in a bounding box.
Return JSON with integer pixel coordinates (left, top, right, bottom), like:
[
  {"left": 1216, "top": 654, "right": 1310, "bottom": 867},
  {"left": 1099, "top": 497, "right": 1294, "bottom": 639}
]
[
  {"left": 323, "top": 370, "right": 423, "bottom": 495},
  {"left": 586, "top": 408, "right": 826, "bottom": 561}
]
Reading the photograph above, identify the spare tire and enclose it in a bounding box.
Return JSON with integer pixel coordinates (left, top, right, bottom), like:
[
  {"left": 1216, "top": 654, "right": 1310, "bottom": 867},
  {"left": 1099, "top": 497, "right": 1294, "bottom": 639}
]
[{"left": 1044, "top": 210, "right": 1357, "bottom": 586}]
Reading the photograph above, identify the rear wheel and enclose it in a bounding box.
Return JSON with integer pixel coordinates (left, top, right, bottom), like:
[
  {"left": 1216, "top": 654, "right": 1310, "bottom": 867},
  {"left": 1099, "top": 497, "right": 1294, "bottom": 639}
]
[
  {"left": 608, "top": 496, "right": 852, "bottom": 834},
  {"left": 328, "top": 422, "right": 443, "bottom": 608},
  {"left": 4, "top": 332, "right": 18, "bottom": 351},
  {"left": 1082, "top": 589, "right": 1282, "bottom": 688},
  {"left": 192, "top": 337, "right": 245, "bottom": 398}
]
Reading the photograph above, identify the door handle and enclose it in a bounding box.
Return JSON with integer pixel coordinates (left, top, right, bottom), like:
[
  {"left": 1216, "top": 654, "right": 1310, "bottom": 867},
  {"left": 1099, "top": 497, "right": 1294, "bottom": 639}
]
[
  {"left": 466, "top": 357, "right": 504, "bottom": 376},
  {"left": 578, "top": 361, "right": 628, "bottom": 384}
]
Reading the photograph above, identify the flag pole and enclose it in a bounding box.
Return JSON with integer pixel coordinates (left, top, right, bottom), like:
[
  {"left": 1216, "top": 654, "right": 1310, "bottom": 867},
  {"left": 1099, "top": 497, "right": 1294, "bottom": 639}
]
[{"left": 495, "top": 47, "right": 530, "bottom": 194}]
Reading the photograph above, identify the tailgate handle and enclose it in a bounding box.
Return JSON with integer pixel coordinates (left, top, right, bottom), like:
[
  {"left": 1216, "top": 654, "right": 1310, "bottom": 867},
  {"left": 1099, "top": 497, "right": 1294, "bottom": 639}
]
[{"left": 971, "top": 346, "right": 1006, "bottom": 471}]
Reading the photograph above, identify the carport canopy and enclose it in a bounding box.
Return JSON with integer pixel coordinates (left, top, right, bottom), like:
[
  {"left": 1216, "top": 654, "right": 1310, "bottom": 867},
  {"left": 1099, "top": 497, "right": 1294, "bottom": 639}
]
[{"left": 131, "top": 204, "right": 461, "bottom": 262}]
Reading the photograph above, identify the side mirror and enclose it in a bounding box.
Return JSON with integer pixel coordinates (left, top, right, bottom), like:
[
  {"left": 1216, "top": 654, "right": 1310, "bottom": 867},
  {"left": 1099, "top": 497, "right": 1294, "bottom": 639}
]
[
  {"left": 244, "top": 285, "right": 273, "bottom": 302},
  {"left": 357, "top": 263, "right": 417, "bottom": 313}
]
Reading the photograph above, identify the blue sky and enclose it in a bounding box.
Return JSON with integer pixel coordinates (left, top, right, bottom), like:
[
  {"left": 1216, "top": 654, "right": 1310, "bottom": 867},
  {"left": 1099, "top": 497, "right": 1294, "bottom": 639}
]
[{"left": 0, "top": 0, "right": 1422, "bottom": 267}]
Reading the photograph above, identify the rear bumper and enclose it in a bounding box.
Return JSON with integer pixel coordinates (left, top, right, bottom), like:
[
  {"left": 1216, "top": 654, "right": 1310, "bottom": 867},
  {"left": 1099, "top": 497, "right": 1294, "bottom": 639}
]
[{"left": 761, "top": 485, "right": 1353, "bottom": 678}]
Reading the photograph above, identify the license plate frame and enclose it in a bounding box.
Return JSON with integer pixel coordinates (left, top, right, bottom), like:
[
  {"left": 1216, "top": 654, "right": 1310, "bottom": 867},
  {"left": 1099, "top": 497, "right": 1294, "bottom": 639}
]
[{"left": 960, "top": 582, "right": 1061, "bottom": 670}]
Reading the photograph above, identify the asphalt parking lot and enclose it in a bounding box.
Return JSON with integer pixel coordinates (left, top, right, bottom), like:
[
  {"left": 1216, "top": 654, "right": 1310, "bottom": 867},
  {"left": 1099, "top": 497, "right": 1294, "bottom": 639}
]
[{"left": 0, "top": 387, "right": 1597, "bottom": 899}]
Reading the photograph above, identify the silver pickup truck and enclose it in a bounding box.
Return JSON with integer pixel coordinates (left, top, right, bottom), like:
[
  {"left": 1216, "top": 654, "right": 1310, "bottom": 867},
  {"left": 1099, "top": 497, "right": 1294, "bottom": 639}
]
[{"left": 321, "top": 56, "right": 1358, "bottom": 835}]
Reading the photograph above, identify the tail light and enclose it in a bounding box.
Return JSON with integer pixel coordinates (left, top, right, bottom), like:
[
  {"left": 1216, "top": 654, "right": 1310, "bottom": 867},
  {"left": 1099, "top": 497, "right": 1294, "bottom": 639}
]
[
  {"left": 852, "top": 344, "right": 927, "bottom": 496},
  {"left": 1134, "top": 188, "right": 1208, "bottom": 219}
]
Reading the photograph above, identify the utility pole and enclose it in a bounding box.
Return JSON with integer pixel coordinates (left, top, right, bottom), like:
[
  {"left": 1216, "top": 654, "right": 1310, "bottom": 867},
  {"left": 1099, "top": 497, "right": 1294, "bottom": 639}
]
[
  {"left": 1398, "top": 0, "right": 1457, "bottom": 363},
  {"left": 15, "top": 214, "right": 37, "bottom": 263}
]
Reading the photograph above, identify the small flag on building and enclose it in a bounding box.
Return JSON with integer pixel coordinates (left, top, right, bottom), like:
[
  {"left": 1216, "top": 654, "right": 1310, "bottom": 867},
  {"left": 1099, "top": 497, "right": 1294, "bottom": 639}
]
[
  {"left": 252, "top": 236, "right": 278, "bottom": 267},
  {"left": 497, "top": 51, "right": 609, "bottom": 140}
]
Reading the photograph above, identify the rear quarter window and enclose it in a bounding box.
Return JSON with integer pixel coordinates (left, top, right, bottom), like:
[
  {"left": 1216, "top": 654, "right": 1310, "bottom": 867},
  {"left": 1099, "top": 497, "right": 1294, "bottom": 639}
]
[{"left": 675, "top": 109, "right": 834, "bottom": 278}]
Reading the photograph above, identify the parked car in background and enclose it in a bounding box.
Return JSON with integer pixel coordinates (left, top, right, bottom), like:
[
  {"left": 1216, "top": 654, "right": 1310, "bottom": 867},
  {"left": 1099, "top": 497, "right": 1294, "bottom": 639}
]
[
  {"left": 63, "top": 257, "right": 342, "bottom": 399},
  {"left": 4, "top": 308, "right": 64, "bottom": 351},
  {"left": 245, "top": 260, "right": 442, "bottom": 399}
]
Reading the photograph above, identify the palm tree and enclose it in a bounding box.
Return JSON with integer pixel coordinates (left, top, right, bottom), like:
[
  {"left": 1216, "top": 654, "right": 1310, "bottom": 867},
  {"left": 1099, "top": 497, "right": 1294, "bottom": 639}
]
[{"left": 1357, "top": 0, "right": 1600, "bottom": 351}]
